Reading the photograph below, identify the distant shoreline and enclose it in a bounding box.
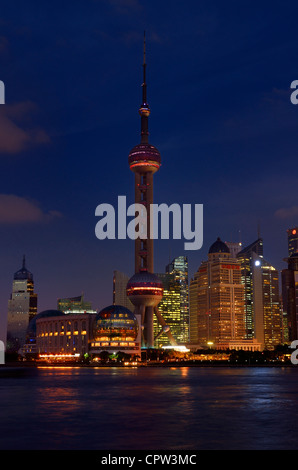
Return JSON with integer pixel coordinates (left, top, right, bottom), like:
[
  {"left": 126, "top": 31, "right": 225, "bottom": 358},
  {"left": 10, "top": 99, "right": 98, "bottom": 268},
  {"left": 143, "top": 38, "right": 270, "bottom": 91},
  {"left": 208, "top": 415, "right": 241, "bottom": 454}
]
[{"left": 0, "top": 361, "right": 296, "bottom": 370}]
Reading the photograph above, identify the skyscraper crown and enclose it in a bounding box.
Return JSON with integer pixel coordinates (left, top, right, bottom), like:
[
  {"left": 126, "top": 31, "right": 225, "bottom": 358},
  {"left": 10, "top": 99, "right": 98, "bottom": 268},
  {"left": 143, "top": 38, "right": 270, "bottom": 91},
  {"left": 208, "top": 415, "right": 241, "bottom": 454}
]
[{"left": 14, "top": 255, "right": 33, "bottom": 281}]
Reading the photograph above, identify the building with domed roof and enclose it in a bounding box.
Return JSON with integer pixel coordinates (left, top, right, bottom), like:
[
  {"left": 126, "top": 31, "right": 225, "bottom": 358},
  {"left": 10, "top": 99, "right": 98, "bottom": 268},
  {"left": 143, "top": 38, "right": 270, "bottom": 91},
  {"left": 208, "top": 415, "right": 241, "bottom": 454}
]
[
  {"left": 7, "top": 256, "right": 38, "bottom": 353},
  {"left": 90, "top": 305, "right": 141, "bottom": 357},
  {"left": 189, "top": 237, "right": 246, "bottom": 348},
  {"left": 25, "top": 305, "right": 141, "bottom": 360}
]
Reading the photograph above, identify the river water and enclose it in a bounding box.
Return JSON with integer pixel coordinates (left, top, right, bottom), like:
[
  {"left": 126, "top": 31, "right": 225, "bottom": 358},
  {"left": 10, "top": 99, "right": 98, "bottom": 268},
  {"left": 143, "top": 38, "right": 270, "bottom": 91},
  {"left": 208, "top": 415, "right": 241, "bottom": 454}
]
[{"left": 0, "top": 365, "right": 297, "bottom": 450}]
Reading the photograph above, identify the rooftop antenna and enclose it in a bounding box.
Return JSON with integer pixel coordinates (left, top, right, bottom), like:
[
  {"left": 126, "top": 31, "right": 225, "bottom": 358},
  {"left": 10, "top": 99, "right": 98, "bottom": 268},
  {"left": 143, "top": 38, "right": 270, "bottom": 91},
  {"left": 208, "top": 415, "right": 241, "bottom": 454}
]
[
  {"left": 257, "top": 220, "right": 261, "bottom": 239},
  {"left": 140, "top": 30, "right": 150, "bottom": 143}
]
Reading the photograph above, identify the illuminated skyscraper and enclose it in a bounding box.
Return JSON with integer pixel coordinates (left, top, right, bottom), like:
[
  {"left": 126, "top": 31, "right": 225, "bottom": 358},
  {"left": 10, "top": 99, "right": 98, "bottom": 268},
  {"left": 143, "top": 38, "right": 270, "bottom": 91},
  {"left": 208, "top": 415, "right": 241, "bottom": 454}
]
[
  {"left": 237, "top": 239, "right": 282, "bottom": 349},
  {"left": 189, "top": 270, "right": 200, "bottom": 344},
  {"left": 166, "top": 256, "right": 189, "bottom": 343},
  {"left": 126, "top": 34, "right": 176, "bottom": 348},
  {"left": 7, "top": 256, "right": 37, "bottom": 352},
  {"left": 154, "top": 273, "right": 180, "bottom": 347},
  {"left": 192, "top": 238, "right": 245, "bottom": 348},
  {"left": 237, "top": 238, "right": 264, "bottom": 339}
]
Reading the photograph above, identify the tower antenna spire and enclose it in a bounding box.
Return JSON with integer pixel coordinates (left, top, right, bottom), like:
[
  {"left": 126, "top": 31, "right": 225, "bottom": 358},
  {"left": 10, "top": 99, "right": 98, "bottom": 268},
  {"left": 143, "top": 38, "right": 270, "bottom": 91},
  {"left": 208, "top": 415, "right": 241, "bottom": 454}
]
[
  {"left": 142, "top": 30, "right": 147, "bottom": 104},
  {"left": 139, "top": 30, "right": 150, "bottom": 143}
]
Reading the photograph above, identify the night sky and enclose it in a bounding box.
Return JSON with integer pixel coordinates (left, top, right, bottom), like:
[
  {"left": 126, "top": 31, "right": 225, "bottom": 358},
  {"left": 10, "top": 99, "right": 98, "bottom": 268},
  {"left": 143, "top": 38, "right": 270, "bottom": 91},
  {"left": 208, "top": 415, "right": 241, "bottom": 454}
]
[{"left": 1, "top": 0, "right": 298, "bottom": 336}]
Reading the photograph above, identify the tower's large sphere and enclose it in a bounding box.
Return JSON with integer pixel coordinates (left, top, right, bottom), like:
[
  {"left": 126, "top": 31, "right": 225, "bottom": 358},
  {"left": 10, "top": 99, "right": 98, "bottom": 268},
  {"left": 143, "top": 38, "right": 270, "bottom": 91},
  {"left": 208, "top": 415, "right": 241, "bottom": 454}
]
[
  {"left": 126, "top": 271, "right": 163, "bottom": 307},
  {"left": 93, "top": 305, "right": 139, "bottom": 341},
  {"left": 128, "top": 143, "right": 161, "bottom": 173}
]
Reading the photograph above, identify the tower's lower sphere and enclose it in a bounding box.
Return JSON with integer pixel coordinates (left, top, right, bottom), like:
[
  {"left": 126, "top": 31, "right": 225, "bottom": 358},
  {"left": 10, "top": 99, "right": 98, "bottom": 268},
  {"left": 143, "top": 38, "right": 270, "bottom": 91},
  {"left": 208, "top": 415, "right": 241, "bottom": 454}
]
[{"left": 126, "top": 271, "right": 163, "bottom": 307}]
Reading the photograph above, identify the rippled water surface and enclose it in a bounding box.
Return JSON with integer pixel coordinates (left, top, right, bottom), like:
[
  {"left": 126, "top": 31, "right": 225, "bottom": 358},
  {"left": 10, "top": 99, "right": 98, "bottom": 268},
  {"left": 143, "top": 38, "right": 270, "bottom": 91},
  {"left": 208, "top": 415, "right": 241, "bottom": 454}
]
[{"left": 0, "top": 366, "right": 297, "bottom": 450}]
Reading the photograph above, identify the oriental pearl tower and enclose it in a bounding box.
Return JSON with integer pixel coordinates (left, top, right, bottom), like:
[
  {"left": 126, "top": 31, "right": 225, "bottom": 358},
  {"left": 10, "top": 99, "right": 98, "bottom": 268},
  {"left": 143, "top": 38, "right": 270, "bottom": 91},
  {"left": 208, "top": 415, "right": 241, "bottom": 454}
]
[{"left": 126, "top": 33, "right": 177, "bottom": 349}]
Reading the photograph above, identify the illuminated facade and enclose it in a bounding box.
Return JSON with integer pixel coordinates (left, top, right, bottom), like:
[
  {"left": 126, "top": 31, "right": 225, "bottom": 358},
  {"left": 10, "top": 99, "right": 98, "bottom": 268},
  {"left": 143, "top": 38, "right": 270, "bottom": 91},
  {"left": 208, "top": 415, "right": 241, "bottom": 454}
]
[
  {"left": 189, "top": 270, "right": 199, "bottom": 344},
  {"left": 237, "top": 239, "right": 282, "bottom": 349},
  {"left": 36, "top": 311, "right": 91, "bottom": 356},
  {"left": 261, "top": 263, "right": 281, "bottom": 348},
  {"left": 166, "top": 256, "right": 189, "bottom": 343},
  {"left": 31, "top": 305, "right": 141, "bottom": 358},
  {"left": 91, "top": 305, "right": 141, "bottom": 356},
  {"left": 7, "top": 256, "right": 38, "bottom": 352},
  {"left": 237, "top": 238, "right": 264, "bottom": 339},
  {"left": 193, "top": 238, "right": 246, "bottom": 348},
  {"left": 126, "top": 34, "right": 176, "bottom": 348},
  {"left": 153, "top": 273, "right": 181, "bottom": 347}
]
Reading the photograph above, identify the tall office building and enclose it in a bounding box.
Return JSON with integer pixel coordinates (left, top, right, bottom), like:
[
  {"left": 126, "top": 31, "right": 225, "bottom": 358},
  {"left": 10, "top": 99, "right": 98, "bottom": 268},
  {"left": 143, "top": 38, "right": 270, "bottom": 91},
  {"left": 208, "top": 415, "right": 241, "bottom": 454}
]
[
  {"left": 282, "top": 253, "right": 298, "bottom": 342},
  {"left": 189, "top": 270, "right": 200, "bottom": 344},
  {"left": 287, "top": 227, "right": 298, "bottom": 257},
  {"left": 237, "top": 239, "right": 282, "bottom": 349},
  {"left": 7, "top": 256, "right": 37, "bottom": 352},
  {"left": 154, "top": 273, "right": 181, "bottom": 347},
  {"left": 237, "top": 238, "right": 264, "bottom": 339},
  {"left": 191, "top": 238, "right": 245, "bottom": 348},
  {"left": 166, "top": 256, "right": 189, "bottom": 343},
  {"left": 113, "top": 271, "right": 133, "bottom": 310}
]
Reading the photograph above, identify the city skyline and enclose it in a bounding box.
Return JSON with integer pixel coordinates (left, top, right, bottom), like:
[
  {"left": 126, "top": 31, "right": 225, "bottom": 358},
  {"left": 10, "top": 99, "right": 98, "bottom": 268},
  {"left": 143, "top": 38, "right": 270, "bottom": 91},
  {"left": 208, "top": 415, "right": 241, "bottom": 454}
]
[{"left": 1, "top": 0, "right": 298, "bottom": 339}]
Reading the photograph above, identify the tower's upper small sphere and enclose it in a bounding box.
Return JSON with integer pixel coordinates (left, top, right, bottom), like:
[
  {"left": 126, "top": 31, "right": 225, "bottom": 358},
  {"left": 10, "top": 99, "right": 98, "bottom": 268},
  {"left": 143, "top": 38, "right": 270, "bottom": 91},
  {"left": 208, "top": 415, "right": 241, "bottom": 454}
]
[
  {"left": 128, "top": 143, "right": 161, "bottom": 173},
  {"left": 126, "top": 271, "right": 164, "bottom": 307},
  {"left": 93, "top": 305, "right": 139, "bottom": 341}
]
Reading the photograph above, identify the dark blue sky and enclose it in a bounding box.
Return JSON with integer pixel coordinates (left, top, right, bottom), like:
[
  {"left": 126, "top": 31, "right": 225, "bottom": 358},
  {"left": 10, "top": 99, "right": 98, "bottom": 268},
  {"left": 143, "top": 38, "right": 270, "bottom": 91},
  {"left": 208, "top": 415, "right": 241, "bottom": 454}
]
[{"left": 1, "top": 0, "right": 298, "bottom": 333}]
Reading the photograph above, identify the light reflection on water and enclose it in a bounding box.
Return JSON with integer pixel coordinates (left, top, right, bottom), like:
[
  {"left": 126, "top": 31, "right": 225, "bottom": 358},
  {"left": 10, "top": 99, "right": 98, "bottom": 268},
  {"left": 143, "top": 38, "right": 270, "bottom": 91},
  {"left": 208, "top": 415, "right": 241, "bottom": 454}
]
[{"left": 0, "top": 366, "right": 297, "bottom": 450}]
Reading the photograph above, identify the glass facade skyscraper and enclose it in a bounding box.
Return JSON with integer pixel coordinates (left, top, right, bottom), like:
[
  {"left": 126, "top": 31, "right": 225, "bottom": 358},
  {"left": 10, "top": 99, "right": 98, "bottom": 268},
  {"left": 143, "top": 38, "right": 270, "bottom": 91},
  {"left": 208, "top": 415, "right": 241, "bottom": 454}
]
[
  {"left": 166, "top": 256, "right": 189, "bottom": 343},
  {"left": 237, "top": 239, "right": 282, "bottom": 349},
  {"left": 154, "top": 273, "right": 181, "bottom": 347}
]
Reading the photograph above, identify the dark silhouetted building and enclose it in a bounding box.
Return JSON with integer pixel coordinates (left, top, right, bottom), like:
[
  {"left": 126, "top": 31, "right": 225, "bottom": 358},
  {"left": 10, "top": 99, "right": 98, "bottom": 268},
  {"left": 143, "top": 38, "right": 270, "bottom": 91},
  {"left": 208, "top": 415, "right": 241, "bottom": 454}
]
[
  {"left": 282, "top": 253, "right": 298, "bottom": 342},
  {"left": 7, "top": 256, "right": 37, "bottom": 352},
  {"left": 287, "top": 227, "right": 298, "bottom": 257}
]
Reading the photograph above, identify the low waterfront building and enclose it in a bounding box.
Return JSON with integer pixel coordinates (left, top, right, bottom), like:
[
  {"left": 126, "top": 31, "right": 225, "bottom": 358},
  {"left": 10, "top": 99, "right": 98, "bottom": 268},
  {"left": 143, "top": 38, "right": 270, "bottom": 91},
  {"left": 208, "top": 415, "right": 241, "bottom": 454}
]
[{"left": 23, "top": 305, "right": 141, "bottom": 360}]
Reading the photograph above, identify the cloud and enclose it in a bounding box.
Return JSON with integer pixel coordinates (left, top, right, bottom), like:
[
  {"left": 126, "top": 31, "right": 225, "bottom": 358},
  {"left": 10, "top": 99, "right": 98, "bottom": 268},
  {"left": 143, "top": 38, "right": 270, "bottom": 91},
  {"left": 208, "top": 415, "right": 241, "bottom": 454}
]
[
  {"left": 0, "top": 194, "right": 62, "bottom": 224},
  {"left": 0, "top": 100, "right": 50, "bottom": 154},
  {"left": 274, "top": 206, "right": 298, "bottom": 220}
]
